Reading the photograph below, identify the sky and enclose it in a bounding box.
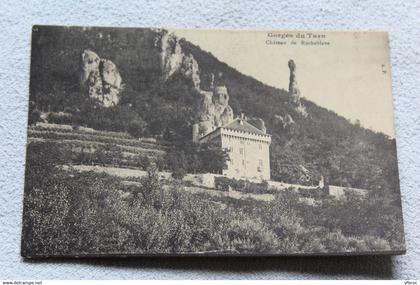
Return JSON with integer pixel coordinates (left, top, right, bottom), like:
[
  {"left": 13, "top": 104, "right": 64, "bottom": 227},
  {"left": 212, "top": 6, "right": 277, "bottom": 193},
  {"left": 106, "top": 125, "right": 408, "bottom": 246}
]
[{"left": 171, "top": 29, "right": 396, "bottom": 137}]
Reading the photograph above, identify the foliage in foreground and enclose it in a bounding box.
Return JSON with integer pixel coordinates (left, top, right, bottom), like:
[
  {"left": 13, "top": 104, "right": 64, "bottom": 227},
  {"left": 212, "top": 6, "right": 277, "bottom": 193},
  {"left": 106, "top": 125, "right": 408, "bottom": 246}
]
[{"left": 22, "top": 142, "right": 404, "bottom": 256}]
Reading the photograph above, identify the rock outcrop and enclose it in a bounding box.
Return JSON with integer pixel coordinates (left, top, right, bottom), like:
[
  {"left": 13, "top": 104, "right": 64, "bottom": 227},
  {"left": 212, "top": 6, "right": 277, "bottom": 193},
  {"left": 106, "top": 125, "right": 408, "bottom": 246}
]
[
  {"left": 81, "top": 50, "right": 122, "bottom": 107},
  {"left": 195, "top": 85, "right": 234, "bottom": 137},
  {"left": 288, "top": 59, "right": 307, "bottom": 117},
  {"left": 213, "top": 86, "right": 230, "bottom": 124},
  {"left": 219, "top": 105, "right": 234, "bottom": 126},
  {"left": 288, "top": 59, "right": 300, "bottom": 99},
  {"left": 81, "top": 50, "right": 102, "bottom": 100},
  {"left": 197, "top": 75, "right": 234, "bottom": 130},
  {"left": 275, "top": 114, "right": 295, "bottom": 128},
  {"left": 160, "top": 33, "right": 184, "bottom": 80},
  {"left": 180, "top": 54, "right": 201, "bottom": 89},
  {"left": 159, "top": 32, "right": 201, "bottom": 89},
  {"left": 158, "top": 32, "right": 235, "bottom": 139},
  {"left": 197, "top": 91, "right": 215, "bottom": 122}
]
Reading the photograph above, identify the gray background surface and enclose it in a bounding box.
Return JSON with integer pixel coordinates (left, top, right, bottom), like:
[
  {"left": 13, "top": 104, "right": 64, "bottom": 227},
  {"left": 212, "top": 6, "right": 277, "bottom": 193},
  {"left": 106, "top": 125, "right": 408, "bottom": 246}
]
[{"left": 0, "top": 0, "right": 419, "bottom": 280}]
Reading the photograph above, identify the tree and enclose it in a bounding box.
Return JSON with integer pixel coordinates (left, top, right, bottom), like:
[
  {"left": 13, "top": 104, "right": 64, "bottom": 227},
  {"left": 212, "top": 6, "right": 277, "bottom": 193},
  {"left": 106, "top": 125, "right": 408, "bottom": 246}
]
[
  {"left": 128, "top": 118, "right": 148, "bottom": 138},
  {"left": 25, "top": 141, "right": 70, "bottom": 189},
  {"left": 165, "top": 149, "right": 188, "bottom": 171},
  {"left": 140, "top": 163, "right": 165, "bottom": 210},
  {"left": 172, "top": 168, "right": 187, "bottom": 180},
  {"left": 196, "top": 143, "right": 229, "bottom": 174},
  {"left": 28, "top": 108, "right": 41, "bottom": 125},
  {"left": 28, "top": 101, "right": 41, "bottom": 125}
]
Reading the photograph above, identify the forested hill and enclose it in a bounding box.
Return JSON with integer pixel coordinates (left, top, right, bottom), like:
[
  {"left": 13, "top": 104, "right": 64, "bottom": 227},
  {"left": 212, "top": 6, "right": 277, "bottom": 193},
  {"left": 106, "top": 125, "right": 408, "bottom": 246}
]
[
  {"left": 28, "top": 26, "right": 400, "bottom": 195},
  {"left": 179, "top": 39, "right": 399, "bottom": 193}
]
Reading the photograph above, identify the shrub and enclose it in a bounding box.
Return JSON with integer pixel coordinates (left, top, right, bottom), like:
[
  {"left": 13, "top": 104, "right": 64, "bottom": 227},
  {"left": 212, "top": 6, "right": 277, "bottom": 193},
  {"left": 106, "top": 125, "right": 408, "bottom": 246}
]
[
  {"left": 297, "top": 187, "right": 328, "bottom": 199},
  {"left": 128, "top": 119, "right": 148, "bottom": 138},
  {"left": 172, "top": 168, "right": 187, "bottom": 180},
  {"left": 214, "top": 176, "right": 233, "bottom": 191},
  {"left": 22, "top": 141, "right": 402, "bottom": 255},
  {"left": 47, "top": 112, "right": 73, "bottom": 125},
  {"left": 242, "top": 180, "right": 269, "bottom": 194},
  {"left": 214, "top": 177, "right": 270, "bottom": 194},
  {"left": 164, "top": 143, "right": 229, "bottom": 175},
  {"left": 28, "top": 109, "right": 41, "bottom": 125},
  {"left": 226, "top": 216, "right": 278, "bottom": 253}
]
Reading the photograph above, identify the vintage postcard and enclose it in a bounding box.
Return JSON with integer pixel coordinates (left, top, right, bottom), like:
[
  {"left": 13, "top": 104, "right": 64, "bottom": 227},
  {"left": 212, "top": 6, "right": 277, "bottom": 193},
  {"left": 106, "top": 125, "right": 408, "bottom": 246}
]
[{"left": 21, "top": 26, "right": 405, "bottom": 257}]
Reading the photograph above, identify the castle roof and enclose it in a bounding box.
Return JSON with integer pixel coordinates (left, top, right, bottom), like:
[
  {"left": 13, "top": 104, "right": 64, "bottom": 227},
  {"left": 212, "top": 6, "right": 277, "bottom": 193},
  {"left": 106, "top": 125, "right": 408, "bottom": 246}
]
[
  {"left": 198, "top": 118, "right": 270, "bottom": 144},
  {"left": 222, "top": 118, "right": 268, "bottom": 136}
]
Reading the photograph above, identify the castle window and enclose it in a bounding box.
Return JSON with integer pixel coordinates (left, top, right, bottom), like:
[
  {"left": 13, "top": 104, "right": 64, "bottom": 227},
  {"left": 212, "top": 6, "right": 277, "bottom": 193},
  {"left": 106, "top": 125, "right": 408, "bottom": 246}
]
[
  {"left": 242, "top": 159, "right": 245, "bottom": 166},
  {"left": 259, "top": 144, "right": 262, "bottom": 150},
  {"left": 239, "top": 148, "right": 244, "bottom": 155},
  {"left": 259, "top": 159, "right": 263, "bottom": 166}
]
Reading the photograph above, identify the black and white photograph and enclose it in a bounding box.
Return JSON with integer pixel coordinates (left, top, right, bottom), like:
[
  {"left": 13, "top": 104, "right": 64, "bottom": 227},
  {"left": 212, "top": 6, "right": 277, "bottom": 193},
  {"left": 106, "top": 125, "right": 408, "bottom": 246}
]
[{"left": 21, "top": 26, "right": 405, "bottom": 257}]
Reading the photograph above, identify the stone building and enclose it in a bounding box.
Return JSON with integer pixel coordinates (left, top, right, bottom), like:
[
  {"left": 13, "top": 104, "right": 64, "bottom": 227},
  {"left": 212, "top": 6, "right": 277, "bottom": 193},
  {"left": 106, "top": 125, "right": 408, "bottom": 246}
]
[{"left": 194, "top": 117, "right": 271, "bottom": 180}]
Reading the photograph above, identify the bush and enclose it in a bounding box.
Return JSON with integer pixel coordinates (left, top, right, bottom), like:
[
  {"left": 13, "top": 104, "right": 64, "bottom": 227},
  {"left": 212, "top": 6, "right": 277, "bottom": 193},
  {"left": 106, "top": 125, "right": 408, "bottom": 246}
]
[
  {"left": 22, "top": 140, "right": 403, "bottom": 255},
  {"left": 242, "top": 180, "right": 269, "bottom": 194},
  {"left": 214, "top": 177, "right": 270, "bottom": 194},
  {"left": 172, "top": 168, "right": 187, "bottom": 180},
  {"left": 128, "top": 119, "right": 148, "bottom": 138},
  {"left": 214, "top": 176, "right": 234, "bottom": 191},
  {"left": 164, "top": 142, "right": 229, "bottom": 175},
  {"left": 28, "top": 109, "right": 41, "bottom": 125},
  {"left": 47, "top": 112, "right": 73, "bottom": 125},
  {"left": 297, "top": 187, "right": 328, "bottom": 199}
]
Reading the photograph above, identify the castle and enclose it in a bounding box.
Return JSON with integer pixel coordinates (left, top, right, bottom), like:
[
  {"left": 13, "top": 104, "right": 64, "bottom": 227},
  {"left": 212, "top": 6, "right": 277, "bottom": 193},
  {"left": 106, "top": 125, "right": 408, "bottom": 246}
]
[
  {"left": 193, "top": 114, "right": 271, "bottom": 181},
  {"left": 191, "top": 70, "right": 272, "bottom": 181},
  {"left": 189, "top": 60, "right": 307, "bottom": 181}
]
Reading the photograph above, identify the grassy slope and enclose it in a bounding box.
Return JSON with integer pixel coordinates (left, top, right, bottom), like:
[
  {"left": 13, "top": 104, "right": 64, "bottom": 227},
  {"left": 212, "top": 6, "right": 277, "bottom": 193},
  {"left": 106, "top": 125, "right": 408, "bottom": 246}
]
[{"left": 21, "top": 124, "right": 405, "bottom": 256}]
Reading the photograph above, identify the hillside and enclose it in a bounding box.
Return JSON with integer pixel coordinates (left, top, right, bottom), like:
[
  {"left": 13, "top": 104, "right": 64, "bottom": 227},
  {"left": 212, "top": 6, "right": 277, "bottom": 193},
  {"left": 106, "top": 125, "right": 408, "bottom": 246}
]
[
  {"left": 179, "top": 39, "right": 399, "bottom": 193},
  {"left": 22, "top": 26, "right": 405, "bottom": 257},
  {"left": 28, "top": 26, "right": 400, "bottom": 197}
]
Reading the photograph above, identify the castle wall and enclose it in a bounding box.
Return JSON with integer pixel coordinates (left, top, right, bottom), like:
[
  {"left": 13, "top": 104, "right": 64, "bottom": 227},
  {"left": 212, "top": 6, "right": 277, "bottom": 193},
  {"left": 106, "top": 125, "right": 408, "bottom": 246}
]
[
  {"left": 219, "top": 128, "right": 271, "bottom": 180},
  {"left": 328, "top": 185, "right": 368, "bottom": 199}
]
